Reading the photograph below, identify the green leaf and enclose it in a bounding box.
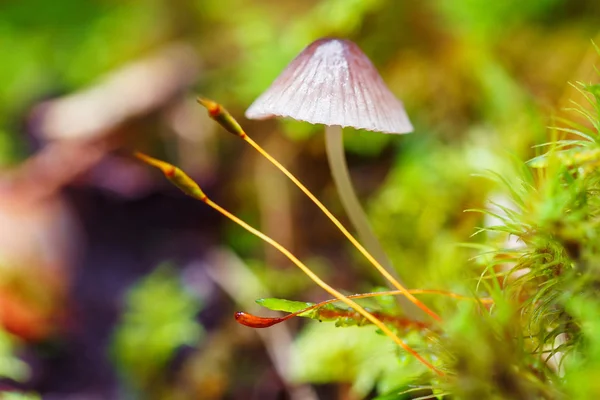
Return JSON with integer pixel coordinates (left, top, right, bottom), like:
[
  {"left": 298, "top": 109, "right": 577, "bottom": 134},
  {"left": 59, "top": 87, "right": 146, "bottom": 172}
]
[{"left": 255, "top": 298, "right": 314, "bottom": 313}]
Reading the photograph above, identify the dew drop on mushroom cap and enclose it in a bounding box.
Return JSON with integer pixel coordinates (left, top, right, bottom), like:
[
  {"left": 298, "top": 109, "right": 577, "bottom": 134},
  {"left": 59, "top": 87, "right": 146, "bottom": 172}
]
[{"left": 245, "top": 38, "right": 413, "bottom": 134}]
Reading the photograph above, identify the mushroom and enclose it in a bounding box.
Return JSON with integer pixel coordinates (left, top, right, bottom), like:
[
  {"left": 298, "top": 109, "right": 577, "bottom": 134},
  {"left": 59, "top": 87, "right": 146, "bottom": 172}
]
[
  {"left": 245, "top": 37, "right": 413, "bottom": 296},
  {"left": 199, "top": 97, "right": 439, "bottom": 321}
]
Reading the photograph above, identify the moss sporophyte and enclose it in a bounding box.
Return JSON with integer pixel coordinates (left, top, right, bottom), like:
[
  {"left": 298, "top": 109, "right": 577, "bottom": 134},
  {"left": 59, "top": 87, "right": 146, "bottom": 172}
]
[
  {"left": 135, "top": 91, "right": 493, "bottom": 378},
  {"left": 133, "top": 39, "right": 499, "bottom": 380},
  {"left": 137, "top": 80, "right": 600, "bottom": 391},
  {"left": 133, "top": 149, "right": 448, "bottom": 376}
]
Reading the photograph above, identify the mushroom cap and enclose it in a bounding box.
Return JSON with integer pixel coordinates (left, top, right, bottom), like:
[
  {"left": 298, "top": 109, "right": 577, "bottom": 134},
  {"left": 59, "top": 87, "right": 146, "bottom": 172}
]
[{"left": 245, "top": 38, "right": 413, "bottom": 134}]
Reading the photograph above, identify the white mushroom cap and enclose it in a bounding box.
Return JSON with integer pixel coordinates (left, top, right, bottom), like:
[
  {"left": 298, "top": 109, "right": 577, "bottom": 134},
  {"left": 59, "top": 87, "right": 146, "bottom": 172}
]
[{"left": 245, "top": 38, "right": 413, "bottom": 134}]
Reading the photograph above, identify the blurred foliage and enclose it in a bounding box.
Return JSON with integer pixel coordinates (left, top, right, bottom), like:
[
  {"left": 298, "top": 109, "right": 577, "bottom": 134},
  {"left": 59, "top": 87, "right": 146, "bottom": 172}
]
[
  {"left": 0, "top": 330, "right": 29, "bottom": 383},
  {"left": 436, "top": 0, "right": 563, "bottom": 39},
  {"left": 0, "top": 331, "right": 37, "bottom": 399},
  {"left": 0, "top": 393, "right": 41, "bottom": 400},
  {"left": 441, "top": 81, "right": 600, "bottom": 398},
  {"left": 292, "top": 323, "right": 428, "bottom": 398},
  {"left": 111, "top": 265, "right": 203, "bottom": 396},
  {"left": 369, "top": 135, "right": 496, "bottom": 289},
  {"left": 2, "top": 0, "right": 600, "bottom": 399},
  {"left": 0, "top": 0, "right": 171, "bottom": 164}
]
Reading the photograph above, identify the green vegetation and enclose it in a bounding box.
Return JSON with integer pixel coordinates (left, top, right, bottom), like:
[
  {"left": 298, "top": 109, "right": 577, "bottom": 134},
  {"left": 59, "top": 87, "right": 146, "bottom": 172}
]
[
  {"left": 112, "top": 266, "right": 203, "bottom": 396},
  {"left": 2, "top": 0, "right": 600, "bottom": 399}
]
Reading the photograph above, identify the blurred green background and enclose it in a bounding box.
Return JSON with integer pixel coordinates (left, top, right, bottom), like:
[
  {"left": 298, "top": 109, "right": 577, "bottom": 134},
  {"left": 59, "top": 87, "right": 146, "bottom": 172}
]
[{"left": 0, "top": 0, "right": 598, "bottom": 399}]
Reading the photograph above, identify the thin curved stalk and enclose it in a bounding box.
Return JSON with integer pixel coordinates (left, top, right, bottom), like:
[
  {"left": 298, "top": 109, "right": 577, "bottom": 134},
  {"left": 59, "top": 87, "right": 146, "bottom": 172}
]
[
  {"left": 196, "top": 98, "right": 441, "bottom": 322},
  {"left": 209, "top": 199, "right": 441, "bottom": 375},
  {"left": 134, "top": 151, "right": 444, "bottom": 376},
  {"left": 245, "top": 133, "right": 436, "bottom": 321}
]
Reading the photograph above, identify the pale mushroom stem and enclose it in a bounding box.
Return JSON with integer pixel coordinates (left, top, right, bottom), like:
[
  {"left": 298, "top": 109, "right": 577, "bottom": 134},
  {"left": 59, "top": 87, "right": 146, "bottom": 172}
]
[{"left": 324, "top": 125, "right": 420, "bottom": 317}]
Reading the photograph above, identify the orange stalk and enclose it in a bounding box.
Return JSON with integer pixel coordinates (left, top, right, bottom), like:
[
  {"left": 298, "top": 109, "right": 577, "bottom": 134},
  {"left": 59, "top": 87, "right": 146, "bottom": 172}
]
[
  {"left": 197, "top": 98, "right": 442, "bottom": 322},
  {"left": 134, "top": 151, "right": 444, "bottom": 376}
]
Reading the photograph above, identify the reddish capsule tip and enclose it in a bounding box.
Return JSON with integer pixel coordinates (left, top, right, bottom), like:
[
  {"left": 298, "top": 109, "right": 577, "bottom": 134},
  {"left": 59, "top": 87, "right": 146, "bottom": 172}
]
[
  {"left": 164, "top": 166, "right": 176, "bottom": 177},
  {"left": 208, "top": 104, "right": 221, "bottom": 117},
  {"left": 234, "top": 311, "right": 283, "bottom": 328},
  {"left": 197, "top": 97, "right": 222, "bottom": 117}
]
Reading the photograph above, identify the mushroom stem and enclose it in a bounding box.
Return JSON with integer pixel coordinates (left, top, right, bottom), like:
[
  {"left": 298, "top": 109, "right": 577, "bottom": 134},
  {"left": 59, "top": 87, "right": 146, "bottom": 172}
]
[{"left": 324, "top": 125, "right": 419, "bottom": 317}]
